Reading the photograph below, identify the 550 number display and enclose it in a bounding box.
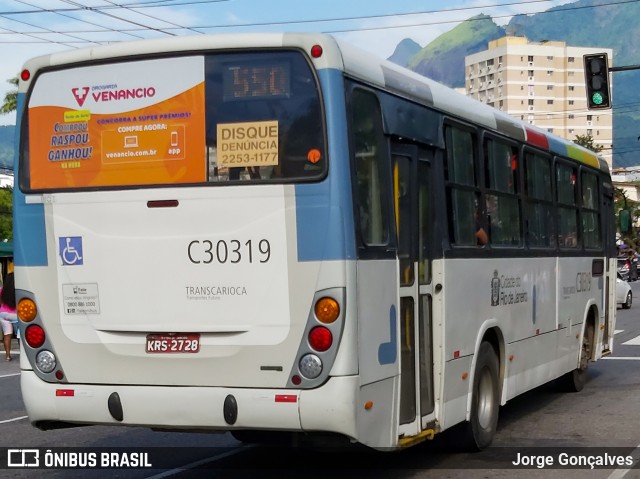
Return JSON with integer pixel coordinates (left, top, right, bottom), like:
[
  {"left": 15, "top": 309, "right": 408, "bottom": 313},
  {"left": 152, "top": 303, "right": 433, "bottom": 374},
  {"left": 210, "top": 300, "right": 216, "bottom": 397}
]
[{"left": 188, "top": 239, "right": 271, "bottom": 264}]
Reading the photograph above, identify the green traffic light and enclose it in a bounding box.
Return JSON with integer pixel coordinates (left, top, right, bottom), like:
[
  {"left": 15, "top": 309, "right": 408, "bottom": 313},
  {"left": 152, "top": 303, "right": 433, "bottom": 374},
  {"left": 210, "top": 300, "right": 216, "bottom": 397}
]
[{"left": 591, "top": 92, "right": 604, "bottom": 105}]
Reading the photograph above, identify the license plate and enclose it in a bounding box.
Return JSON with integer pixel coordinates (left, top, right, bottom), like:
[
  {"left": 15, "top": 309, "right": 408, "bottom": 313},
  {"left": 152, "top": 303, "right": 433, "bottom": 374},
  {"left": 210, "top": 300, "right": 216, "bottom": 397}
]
[{"left": 145, "top": 334, "right": 200, "bottom": 353}]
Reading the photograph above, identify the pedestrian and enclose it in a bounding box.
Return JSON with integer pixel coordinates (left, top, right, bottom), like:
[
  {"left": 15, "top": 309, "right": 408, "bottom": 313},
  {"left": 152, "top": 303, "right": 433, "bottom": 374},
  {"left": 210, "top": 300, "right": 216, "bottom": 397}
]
[
  {"left": 0, "top": 272, "right": 17, "bottom": 361},
  {"left": 629, "top": 251, "right": 639, "bottom": 282}
]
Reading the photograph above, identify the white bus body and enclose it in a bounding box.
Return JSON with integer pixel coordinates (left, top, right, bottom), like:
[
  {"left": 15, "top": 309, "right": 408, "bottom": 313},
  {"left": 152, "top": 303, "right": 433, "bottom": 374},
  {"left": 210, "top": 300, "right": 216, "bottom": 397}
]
[{"left": 14, "top": 33, "right": 616, "bottom": 451}]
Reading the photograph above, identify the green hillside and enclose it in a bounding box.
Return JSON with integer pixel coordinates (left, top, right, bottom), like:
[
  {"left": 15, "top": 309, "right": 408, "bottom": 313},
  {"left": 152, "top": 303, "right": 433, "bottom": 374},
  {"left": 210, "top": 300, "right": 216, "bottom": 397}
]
[{"left": 408, "top": 14, "right": 505, "bottom": 88}]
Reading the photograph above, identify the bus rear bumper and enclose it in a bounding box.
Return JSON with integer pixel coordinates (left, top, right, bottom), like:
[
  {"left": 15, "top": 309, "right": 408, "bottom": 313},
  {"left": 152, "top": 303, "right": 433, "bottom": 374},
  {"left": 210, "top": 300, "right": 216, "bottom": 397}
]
[{"left": 20, "top": 371, "right": 358, "bottom": 437}]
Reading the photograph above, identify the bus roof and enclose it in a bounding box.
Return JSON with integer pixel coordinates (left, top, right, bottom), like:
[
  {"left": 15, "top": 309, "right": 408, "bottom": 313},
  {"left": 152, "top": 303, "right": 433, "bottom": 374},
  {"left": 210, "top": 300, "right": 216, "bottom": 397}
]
[
  {"left": 19, "top": 31, "right": 608, "bottom": 173},
  {"left": 334, "top": 37, "right": 608, "bottom": 173}
]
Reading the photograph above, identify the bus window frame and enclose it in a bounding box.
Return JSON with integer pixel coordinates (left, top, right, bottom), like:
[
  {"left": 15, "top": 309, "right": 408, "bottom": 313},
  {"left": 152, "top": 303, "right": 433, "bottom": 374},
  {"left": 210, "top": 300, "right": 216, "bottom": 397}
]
[
  {"left": 19, "top": 48, "right": 330, "bottom": 193},
  {"left": 554, "top": 157, "right": 580, "bottom": 251},
  {"left": 346, "top": 83, "right": 396, "bottom": 260},
  {"left": 522, "top": 146, "right": 556, "bottom": 251},
  {"left": 579, "top": 166, "right": 604, "bottom": 252},
  {"left": 481, "top": 131, "right": 523, "bottom": 248},
  {"left": 442, "top": 119, "right": 484, "bottom": 250}
]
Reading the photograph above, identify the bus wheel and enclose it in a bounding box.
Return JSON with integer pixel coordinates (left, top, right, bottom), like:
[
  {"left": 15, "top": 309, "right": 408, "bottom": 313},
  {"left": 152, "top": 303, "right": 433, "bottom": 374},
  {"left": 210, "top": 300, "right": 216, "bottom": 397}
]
[
  {"left": 461, "top": 341, "right": 500, "bottom": 451},
  {"left": 562, "top": 323, "right": 594, "bottom": 393}
]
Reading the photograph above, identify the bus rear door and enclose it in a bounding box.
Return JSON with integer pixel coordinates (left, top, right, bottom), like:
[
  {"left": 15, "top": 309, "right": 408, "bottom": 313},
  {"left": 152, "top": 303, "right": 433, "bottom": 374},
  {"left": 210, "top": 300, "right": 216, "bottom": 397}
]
[{"left": 392, "top": 141, "right": 436, "bottom": 440}]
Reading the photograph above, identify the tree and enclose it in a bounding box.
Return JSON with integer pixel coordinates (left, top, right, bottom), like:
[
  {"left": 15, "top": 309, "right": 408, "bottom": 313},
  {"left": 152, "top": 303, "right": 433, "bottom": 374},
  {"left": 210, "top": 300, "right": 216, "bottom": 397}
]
[
  {"left": 573, "top": 134, "right": 604, "bottom": 153},
  {"left": 0, "top": 76, "right": 16, "bottom": 243},
  {"left": 0, "top": 187, "right": 12, "bottom": 241},
  {"left": 0, "top": 76, "right": 17, "bottom": 115},
  {"left": 614, "top": 186, "right": 640, "bottom": 251}
]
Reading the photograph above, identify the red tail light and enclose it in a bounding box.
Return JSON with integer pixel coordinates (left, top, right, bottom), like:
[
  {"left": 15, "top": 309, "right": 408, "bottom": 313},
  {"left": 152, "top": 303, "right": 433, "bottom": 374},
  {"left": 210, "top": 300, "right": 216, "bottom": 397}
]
[
  {"left": 25, "top": 324, "right": 46, "bottom": 348},
  {"left": 308, "top": 326, "right": 332, "bottom": 352}
]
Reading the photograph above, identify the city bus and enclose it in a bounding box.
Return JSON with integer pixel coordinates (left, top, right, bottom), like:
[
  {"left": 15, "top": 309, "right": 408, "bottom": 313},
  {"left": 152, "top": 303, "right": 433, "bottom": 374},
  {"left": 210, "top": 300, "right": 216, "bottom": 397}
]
[{"left": 13, "top": 32, "right": 616, "bottom": 451}]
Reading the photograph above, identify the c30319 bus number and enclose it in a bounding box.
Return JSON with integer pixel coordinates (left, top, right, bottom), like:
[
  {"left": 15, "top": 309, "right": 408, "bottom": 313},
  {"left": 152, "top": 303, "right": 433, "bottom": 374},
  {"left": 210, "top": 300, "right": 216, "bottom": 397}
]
[{"left": 188, "top": 238, "right": 271, "bottom": 264}]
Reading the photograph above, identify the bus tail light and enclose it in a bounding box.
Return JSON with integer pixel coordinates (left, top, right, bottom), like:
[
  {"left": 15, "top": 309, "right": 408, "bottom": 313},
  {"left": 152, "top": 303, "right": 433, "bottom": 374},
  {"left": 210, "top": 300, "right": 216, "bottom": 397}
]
[
  {"left": 288, "top": 289, "right": 345, "bottom": 388},
  {"left": 308, "top": 326, "right": 332, "bottom": 352},
  {"left": 25, "top": 324, "right": 46, "bottom": 348},
  {"left": 299, "top": 354, "right": 322, "bottom": 379},
  {"left": 36, "top": 350, "right": 57, "bottom": 373},
  {"left": 314, "top": 297, "right": 340, "bottom": 323},
  {"left": 16, "top": 294, "right": 66, "bottom": 381},
  {"left": 17, "top": 298, "right": 37, "bottom": 322},
  {"left": 299, "top": 326, "right": 332, "bottom": 379}
]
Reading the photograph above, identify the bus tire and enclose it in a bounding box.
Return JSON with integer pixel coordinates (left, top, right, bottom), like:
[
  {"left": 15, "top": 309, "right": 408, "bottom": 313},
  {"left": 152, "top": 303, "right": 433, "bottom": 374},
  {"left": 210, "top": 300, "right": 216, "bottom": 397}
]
[
  {"left": 561, "top": 322, "right": 594, "bottom": 393},
  {"left": 461, "top": 341, "right": 500, "bottom": 451}
]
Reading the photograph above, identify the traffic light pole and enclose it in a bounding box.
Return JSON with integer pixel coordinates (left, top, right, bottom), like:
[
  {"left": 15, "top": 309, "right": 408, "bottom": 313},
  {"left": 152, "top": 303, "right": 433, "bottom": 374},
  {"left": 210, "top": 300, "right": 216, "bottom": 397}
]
[
  {"left": 584, "top": 53, "right": 611, "bottom": 109},
  {"left": 583, "top": 54, "right": 640, "bottom": 108},
  {"left": 610, "top": 64, "right": 640, "bottom": 72}
]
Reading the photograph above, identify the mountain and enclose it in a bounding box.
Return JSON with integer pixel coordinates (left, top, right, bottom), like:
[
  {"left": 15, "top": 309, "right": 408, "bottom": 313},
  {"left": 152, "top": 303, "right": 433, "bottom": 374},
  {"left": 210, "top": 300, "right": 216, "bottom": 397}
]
[
  {"left": 390, "top": 0, "right": 640, "bottom": 167},
  {"left": 408, "top": 14, "right": 505, "bottom": 88},
  {"left": 388, "top": 38, "right": 422, "bottom": 68}
]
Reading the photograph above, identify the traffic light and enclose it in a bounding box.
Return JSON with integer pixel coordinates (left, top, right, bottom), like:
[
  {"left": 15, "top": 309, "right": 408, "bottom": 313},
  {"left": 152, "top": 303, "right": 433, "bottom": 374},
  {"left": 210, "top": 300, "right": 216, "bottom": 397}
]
[{"left": 583, "top": 53, "right": 611, "bottom": 109}]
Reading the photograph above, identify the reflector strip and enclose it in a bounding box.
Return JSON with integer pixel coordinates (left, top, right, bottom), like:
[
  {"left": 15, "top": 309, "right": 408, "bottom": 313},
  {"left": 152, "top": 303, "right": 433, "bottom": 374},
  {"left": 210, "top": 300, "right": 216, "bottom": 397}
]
[
  {"left": 275, "top": 394, "right": 297, "bottom": 403},
  {"left": 56, "top": 389, "right": 74, "bottom": 397}
]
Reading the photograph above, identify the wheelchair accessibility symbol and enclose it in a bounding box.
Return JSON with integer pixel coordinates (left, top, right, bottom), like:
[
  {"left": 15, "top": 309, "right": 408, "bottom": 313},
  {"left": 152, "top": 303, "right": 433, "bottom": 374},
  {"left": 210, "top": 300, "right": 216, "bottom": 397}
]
[{"left": 59, "top": 236, "right": 84, "bottom": 266}]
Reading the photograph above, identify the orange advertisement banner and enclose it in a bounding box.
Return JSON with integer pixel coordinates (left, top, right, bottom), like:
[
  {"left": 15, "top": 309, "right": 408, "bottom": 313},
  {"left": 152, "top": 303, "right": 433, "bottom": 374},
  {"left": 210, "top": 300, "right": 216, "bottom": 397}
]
[{"left": 28, "top": 83, "right": 206, "bottom": 190}]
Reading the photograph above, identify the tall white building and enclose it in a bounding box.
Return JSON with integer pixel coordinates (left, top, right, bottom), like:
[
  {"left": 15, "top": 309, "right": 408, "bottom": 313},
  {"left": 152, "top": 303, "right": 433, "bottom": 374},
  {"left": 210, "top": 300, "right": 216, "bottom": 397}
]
[{"left": 465, "top": 36, "right": 613, "bottom": 168}]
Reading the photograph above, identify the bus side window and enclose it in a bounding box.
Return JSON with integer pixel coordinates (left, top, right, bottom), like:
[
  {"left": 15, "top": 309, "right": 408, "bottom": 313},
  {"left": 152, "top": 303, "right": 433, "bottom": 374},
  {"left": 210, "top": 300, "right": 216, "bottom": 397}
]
[
  {"left": 351, "top": 89, "right": 390, "bottom": 247},
  {"left": 444, "top": 126, "right": 480, "bottom": 246},
  {"left": 581, "top": 171, "right": 601, "bottom": 250},
  {"left": 524, "top": 151, "right": 554, "bottom": 248},
  {"left": 556, "top": 162, "right": 579, "bottom": 249},
  {"left": 484, "top": 139, "right": 521, "bottom": 246}
]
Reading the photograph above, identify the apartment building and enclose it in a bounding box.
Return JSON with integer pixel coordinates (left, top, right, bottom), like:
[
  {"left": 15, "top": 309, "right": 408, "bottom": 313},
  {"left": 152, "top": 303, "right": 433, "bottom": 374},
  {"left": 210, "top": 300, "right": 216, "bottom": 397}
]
[{"left": 465, "top": 36, "right": 613, "bottom": 168}]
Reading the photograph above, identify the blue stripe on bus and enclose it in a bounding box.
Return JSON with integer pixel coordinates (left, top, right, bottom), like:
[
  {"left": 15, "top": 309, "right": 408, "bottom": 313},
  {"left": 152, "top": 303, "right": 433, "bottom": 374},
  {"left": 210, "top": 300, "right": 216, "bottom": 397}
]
[
  {"left": 13, "top": 92, "right": 49, "bottom": 267},
  {"left": 295, "top": 68, "right": 356, "bottom": 262},
  {"left": 378, "top": 305, "right": 397, "bottom": 365},
  {"left": 546, "top": 135, "right": 567, "bottom": 158},
  {"left": 13, "top": 197, "right": 47, "bottom": 267}
]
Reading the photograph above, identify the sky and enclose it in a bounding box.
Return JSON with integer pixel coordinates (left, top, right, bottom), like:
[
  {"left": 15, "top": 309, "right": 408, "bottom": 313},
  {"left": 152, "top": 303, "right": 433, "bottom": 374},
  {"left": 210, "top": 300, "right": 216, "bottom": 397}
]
[{"left": 0, "top": 0, "right": 575, "bottom": 126}]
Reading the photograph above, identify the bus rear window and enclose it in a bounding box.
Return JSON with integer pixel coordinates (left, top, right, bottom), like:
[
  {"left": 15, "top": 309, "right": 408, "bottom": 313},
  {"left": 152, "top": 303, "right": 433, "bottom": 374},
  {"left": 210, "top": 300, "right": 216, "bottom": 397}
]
[
  {"left": 21, "top": 50, "right": 326, "bottom": 192},
  {"left": 205, "top": 52, "right": 324, "bottom": 182}
]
